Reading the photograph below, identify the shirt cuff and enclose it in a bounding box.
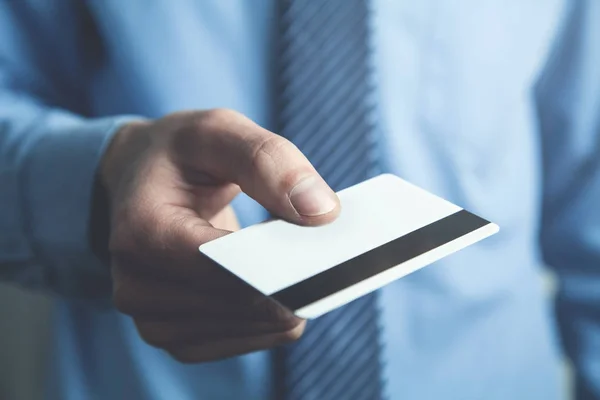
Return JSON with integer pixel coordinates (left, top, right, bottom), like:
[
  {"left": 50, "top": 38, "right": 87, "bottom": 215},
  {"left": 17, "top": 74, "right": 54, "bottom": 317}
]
[{"left": 23, "top": 114, "right": 140, "bottom": 298}]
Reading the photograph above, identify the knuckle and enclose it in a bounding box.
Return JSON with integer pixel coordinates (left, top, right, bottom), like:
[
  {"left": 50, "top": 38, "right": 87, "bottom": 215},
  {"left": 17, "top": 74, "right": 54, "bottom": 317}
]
[
  {"left": 249, "top": 134, "right": 291, "bottom": 170},
  {"left": 262, "top": 298, "right": 292, "bottom": 320},
  {"left": 197, "top": 108, "right": 240, "bottom": 130},
  {"left": 140, "top": 333, "right": 165, "bottom": 348},
  {"left": 112, "top": 286, "right": 136, "bottom": 316},
  {"left": 135, "top": 322, "right": 170, "bottom": 348},
  {"left": 169, "top": 348, "right": 208, "bottom": 364}
]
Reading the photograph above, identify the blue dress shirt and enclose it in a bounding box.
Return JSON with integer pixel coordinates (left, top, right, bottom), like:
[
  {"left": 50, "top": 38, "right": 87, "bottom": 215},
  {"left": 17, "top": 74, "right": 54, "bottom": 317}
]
[{"left": 1, "top": 0, "right": 599, "bottom": 399}]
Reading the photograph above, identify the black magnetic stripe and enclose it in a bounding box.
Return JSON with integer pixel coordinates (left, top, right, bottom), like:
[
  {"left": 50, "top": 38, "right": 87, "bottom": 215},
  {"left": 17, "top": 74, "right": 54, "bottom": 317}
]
[{"left": 271, "top": 209, "right": 490, "bottom": 311}]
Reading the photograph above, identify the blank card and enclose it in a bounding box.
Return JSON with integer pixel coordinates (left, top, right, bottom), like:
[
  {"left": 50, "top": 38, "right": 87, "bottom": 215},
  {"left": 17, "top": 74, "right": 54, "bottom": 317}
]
[{"left": 199, "top": 174, "right": 499, "bottom": 319}]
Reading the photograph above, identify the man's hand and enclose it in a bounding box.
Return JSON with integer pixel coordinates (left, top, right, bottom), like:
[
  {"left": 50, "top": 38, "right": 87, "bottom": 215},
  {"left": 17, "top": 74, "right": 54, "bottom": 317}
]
[{"left": 100, "top": 109, "right": 340, "bottom": 363}]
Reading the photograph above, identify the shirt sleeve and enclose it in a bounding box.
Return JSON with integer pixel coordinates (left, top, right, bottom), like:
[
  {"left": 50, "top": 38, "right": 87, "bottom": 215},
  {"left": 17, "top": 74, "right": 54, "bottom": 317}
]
[
  {"left": 534, "top": 1, "right": 600, "bottom": 398},
  {"left": 0, "top": 1, "right": 139, "bottom": 300}
]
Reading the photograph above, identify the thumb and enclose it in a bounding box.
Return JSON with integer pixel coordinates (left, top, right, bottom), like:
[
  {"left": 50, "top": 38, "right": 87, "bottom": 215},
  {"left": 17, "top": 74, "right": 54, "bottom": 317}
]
[{"left": 173, "top": 109, "right": 341, "bottom": 225}]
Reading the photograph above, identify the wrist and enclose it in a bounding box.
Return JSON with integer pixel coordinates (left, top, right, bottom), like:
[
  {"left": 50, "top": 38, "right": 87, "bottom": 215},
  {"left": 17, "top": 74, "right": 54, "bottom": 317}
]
[
  {"left": 91, "top": 119, "right": 151, "bottom": 264},
  {"left": 99, "top": 119, "right": 152, "bottom": 200}
]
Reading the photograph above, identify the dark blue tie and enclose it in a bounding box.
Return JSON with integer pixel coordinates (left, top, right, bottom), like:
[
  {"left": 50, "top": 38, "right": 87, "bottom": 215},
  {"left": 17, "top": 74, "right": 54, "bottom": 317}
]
[{"left": 274, "top": 1, "right": 386, "bottom": 399}]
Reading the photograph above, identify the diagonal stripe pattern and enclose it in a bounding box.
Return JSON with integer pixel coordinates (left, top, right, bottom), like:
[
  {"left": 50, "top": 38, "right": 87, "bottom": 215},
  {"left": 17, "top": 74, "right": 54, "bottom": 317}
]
[{"left": 273, "top": 1, "right": 386, "bottom": 399}]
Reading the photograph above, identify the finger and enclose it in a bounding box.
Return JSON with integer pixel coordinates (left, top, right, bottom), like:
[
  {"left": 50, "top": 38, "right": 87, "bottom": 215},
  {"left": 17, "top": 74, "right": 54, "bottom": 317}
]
[
  {"left": 113, "top": 266, "right": 294, "bottom": 322},
  {"left": 112, "top": 268, "right": 252, "bottom": 318},
  {"left": 208, "top": 205, "right": 240, "bottom": 231},
  {"left": 111, "top": 247, "right": 260, "bottom": 298},
  {"left": 171, "top": 109, "right": 341, "bottom": 225},
  {"left": 167, "top": 321, "right": 306, "bottom": 364},
  {"left": 190, "top": 182, "right": 241, "bottom": 221},
  {"left": 134, "top": 315, "right": 302, "bottom": 348},
  {"left": 127, "top": 150, "right": 241, "bottom": 222}
]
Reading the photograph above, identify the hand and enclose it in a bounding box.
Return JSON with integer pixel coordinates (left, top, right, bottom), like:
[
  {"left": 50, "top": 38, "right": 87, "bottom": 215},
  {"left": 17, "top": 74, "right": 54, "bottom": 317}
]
[{"left": 100, "top": 109, "right": 340, "bottom": 363}]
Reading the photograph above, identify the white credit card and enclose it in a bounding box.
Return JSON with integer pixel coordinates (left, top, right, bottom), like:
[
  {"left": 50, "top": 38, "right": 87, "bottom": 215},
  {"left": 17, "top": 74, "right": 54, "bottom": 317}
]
[{"left": 199, "top": 174, "right": 499, "bottom": 319}]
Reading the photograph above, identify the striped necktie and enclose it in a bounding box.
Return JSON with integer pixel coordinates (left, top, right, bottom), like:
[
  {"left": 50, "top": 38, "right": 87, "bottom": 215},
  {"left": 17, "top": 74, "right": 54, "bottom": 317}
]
[{"left": 274, "top": 1, "right": 386, "bottom": 399}]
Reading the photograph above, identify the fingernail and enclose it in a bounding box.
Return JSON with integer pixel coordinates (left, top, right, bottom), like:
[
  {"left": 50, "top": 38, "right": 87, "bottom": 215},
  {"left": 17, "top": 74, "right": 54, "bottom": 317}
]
[{"left": 289, "top": 177, "right": 337, "bottom": 216}]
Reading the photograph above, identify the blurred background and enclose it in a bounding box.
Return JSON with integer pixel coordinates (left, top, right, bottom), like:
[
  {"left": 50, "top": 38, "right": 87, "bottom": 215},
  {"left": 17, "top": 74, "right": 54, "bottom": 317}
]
[{"left": 0, "top": 284, "right": 52, "bottom": 400}]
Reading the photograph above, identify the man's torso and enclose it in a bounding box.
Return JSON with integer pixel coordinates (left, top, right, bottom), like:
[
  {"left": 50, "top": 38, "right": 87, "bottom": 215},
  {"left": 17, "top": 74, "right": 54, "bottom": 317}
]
[{"left": 41, "top": 1, "right": 566, "bottom": 398}]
